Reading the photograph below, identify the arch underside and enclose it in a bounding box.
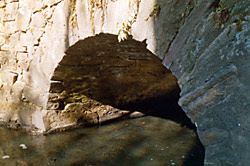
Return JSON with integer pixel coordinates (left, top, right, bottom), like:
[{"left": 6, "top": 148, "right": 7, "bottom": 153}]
[{"left": 45, "top": 33, "right": 184, "bottom": 132}]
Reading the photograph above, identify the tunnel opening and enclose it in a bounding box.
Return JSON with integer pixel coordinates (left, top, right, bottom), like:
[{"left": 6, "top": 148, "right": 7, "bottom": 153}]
[
  {"left": 48, "top": 33, "right": 204, "bottom": 165},
  {"left": 50, "top": 33, "right": 195, "bottom": 129}
]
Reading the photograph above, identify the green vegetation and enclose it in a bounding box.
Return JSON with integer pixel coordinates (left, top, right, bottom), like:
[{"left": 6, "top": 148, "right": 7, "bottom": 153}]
[
  {"left": 117, "top": 21, "right": 130, "bottom": 42},
  {"left": 181, "top": 0, "right": 197, "bottom": 18},
  {"left": 145, "top": 4, "right": 161, "bottom": 21},
  {"left": 214, "top": 2, "right": 231, "bottom": 29},
  {"left": 117, "top": 1, "right": 140, "bottom": 42},
  {"left": 150, "top": 4, "right": 161, "bottom": 18},
  {"left": 69, "top": 0, "right": 77, "bottom": 27},
  {"left": 235, "top": 14, "right": 247, "bottom": 32}
]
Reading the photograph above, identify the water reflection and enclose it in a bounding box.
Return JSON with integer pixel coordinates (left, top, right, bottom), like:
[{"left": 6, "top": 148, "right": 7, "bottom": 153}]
[{"left": 0, "top": 116, "right": 204, "bottom": 166}]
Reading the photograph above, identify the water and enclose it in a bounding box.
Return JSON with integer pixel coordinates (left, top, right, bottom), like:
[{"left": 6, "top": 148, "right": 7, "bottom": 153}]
[{"left": 0, "top": 116, "right": 204, "bottom": 166}]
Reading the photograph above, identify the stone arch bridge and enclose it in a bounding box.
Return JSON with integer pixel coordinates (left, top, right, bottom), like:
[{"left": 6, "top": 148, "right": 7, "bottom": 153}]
[{"left": 0, "top": 0, "right": 249, "bottom": 165}]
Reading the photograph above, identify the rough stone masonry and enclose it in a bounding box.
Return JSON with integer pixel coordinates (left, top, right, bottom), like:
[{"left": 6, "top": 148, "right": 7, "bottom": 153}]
[{"left": 0, "top": 0, "right": 249, "bottom": 166}]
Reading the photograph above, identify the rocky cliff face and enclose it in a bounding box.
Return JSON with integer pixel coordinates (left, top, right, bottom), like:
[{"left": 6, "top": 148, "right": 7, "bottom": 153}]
[
  {"left": 0, "top": 0, "right": 249, "bottom": 165},
  {"left": 162, "top": 1, "right": 250, "bottom": 165}
]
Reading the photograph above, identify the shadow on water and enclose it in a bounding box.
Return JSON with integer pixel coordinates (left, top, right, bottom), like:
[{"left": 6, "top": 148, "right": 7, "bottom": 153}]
[
  {"left": 0, "top": 116, "right": 204, "bottom": 166},
  {"left": 183, "top": 139, "right": 205, "bottom": 166},
  {"left": 114, "top": 88, "right": 205, "bottom": 166}
]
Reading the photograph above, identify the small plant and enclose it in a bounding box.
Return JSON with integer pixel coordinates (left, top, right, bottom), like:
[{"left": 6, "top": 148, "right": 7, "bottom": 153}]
[
  {"left": 117, "top": 21, "right": 130, "bottom": 42},
  {"left": 69, "top": 0, "right": 77, "bottom": 27},
  {"left": 145, "top": 4, "right": 161, "bottom": 21},
  {"left": 181, "top": 0, "right": 197, "bottom": 18},
  {"left": 117, "top": 1, "right": 140, "bottom": 42},
  {"left": 214, "top": 2, "right": 231, "bottom": 29},
  {"left": 117, "top": 12, "right": 137, "bottom": 42},
  {"left": 150, "top": 4, "right": 161, "bottom": 18}
]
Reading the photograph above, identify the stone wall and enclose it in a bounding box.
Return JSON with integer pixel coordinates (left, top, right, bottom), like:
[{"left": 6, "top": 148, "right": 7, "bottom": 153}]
[
  {"left": 0, "top": 0, "right": 70, "bottom": 132},
  {"left": 0, "top": 0, "right": 187, "bottom": 132},
  {"left": 0, "top": 0, "right": 249, "bottom": 165}
]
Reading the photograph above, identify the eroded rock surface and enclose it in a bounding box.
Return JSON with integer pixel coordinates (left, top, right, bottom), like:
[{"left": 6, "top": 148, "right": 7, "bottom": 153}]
[{"left": 163, "top": 0, "right": 250, "bottom": 165}]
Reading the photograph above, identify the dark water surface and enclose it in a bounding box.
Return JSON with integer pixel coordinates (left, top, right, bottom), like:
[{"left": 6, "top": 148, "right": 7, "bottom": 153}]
[{"left": 0, "top": 116, "right": 204, "bottom": 166}]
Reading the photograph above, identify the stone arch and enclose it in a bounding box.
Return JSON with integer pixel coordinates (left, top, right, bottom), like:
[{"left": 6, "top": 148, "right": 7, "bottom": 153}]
[
  {"left": 0, "top": 0, "right": 249, "bottom": 165},
  {"left": 45, "top": 33, "right": 194, "bottom": 132}
]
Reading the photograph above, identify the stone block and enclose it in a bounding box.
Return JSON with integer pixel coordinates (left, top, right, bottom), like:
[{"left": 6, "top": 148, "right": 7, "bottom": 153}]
[
  {"left": 98, "top": 109, "right": 130, "bottom": 124},
  {"left": 46, "top": 101, "right": 63, "bottom": 110},
  {"left": 0, "top": 1, "right": 6, "bottom": 8},
  {"left": 19, "top": 0, "right": 42, "bottom": 11},
  {"left": 0, "top": 44, "right": 11, "bottom": 51},
  {"left": 199, "top": 128, "right": 229, "bottom": 147},
  {"left": 17, "top": 8, "right": 32, "bottom": 31},
  {"left": 10, "top": 79, "right": 25, "bottom": 100},
  {"left": 0, "top": 35, "right": 5, "bottom": 46},
  {"left": 22, "top": 86, "right": 45, "bottom": 107},
  {"left": 9, "top": 32, "right": 20, "bottom": 45},
  {"left": 27, "top": 62, "right": 50, "bottom": 92},
  {"left": 17, "top": 52, "right": 29, "bottom": 71},
  {"left": 4, "top": 21, "right": 18, "bottom": 34},
  {"left": 49, "top": 80, "right": 64, "bottom": 93},
  {"left": 6, "top": 0, "right": 19, "bottom": 3},
  {"left": 0, "top": 8, "right": 4, "bottom": 20},
  {"left": 14, "top": 45, "right": 27, "bottom": 52},
  {"left": 0, "top": 71, "right": 18, "bottom": 85},
  {"left": 22, "top": 28, "right": 43, "bottom": 47},
  {"left": 31, "top": 12, "right": 45, "bottom": 29},
  {"left": 0, "top": 23, "right": 4, "bottom": 33},
  {"left": 0, "top": 51, "right": 8, "bottom": 64},
  {"left": 5, "top": 2, "right": 18, "bottom": 21}
]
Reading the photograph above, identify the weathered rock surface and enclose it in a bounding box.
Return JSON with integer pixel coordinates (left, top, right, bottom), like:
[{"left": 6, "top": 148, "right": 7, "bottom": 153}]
[
  {"left": 0, "top": 0, "right": 249, "bottom": 165},
  {"left": 162, "top": 1, "right": 250, "bottom": 165}
]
